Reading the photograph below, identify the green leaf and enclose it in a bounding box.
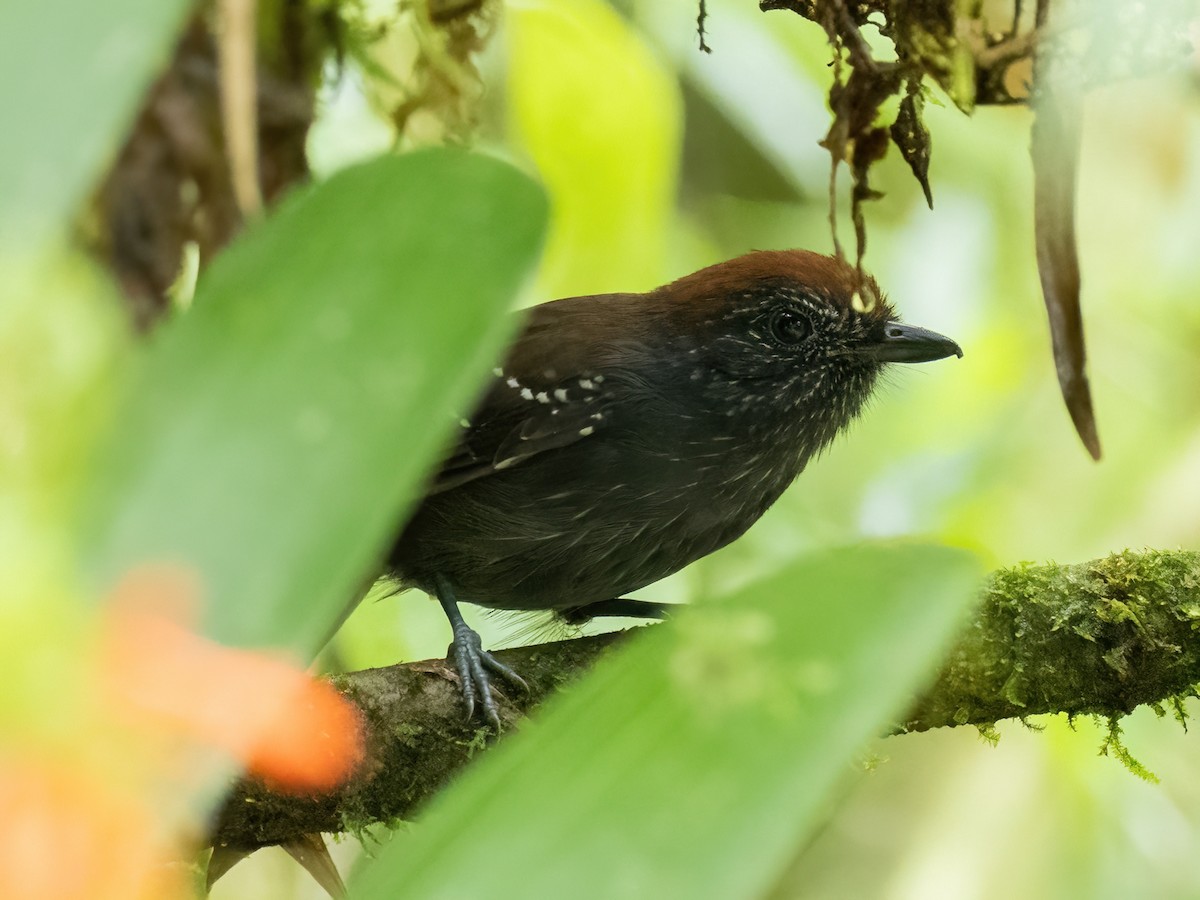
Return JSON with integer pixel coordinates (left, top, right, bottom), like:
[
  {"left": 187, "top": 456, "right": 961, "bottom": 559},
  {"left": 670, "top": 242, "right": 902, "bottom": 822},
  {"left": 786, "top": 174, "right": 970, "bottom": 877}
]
[
  {"left": 351, "top": 543, "right": 980, "bottom": 900},
  {"left": 82, "top": 149, "right": 546, "bottom": 653},
  {"left": 0, "top": 0, "right": 192, "bottom": 251}
]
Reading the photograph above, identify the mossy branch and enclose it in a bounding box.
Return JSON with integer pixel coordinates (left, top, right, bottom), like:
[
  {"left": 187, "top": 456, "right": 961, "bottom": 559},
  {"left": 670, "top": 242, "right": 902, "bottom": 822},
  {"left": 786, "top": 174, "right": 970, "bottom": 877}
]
[
  {"left": 211, "top": 549, "right": 1200, "bottom": 851},
  {"left": 902, "top": 549, "right": 1200, "bottom": 731}
]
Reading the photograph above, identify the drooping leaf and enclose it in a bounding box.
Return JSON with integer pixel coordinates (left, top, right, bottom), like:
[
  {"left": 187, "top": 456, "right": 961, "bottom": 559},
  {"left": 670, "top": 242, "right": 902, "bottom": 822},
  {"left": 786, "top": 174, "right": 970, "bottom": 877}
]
[
  {"left": 1032, "top": 65, "right": 1101, "bottom": 460},
  {"left": 351, "top": 543, "right": 980, "bottom": 900},
  {"left": 890, "top": 86, "right": 934, "bottom": 209},
  {"left": 282, "top": 834, "right": 347, "bottom": 899},
  {"left": 82, "top": 149, "right": 547, "bottom": 654}
]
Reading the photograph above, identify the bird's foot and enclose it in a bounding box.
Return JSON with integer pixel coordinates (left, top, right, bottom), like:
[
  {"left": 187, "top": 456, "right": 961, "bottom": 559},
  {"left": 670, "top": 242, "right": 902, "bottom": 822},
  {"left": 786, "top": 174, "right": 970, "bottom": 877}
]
[{"left": 446, "top": 623, "right": 528, "bottom": 730}]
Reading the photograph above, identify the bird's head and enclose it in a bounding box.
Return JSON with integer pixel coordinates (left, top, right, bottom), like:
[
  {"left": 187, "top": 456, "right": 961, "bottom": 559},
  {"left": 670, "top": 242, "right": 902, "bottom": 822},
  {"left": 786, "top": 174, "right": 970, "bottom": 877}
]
[{"left": 648, "top": 249, "right": 962, "bottom": 449}]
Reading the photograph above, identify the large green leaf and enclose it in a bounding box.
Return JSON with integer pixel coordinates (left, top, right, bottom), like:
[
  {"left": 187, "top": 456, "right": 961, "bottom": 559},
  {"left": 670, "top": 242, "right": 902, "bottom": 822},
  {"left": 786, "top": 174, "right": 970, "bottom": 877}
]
[
  {"left": 83, "top": 150, "right": 546, "bottom": 653},
  {"left": 352, "top": 543, "right": 979, "bottom": 899},
  {"left": 0, "top": 0, "right": 191, "bottom": 251}
]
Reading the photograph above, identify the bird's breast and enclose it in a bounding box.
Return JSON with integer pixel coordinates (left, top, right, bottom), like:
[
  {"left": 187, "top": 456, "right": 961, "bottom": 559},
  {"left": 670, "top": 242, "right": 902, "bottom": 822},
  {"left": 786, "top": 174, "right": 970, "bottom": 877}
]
[{"left": 391, "top": 410, "right": 809, "bottom": 611}]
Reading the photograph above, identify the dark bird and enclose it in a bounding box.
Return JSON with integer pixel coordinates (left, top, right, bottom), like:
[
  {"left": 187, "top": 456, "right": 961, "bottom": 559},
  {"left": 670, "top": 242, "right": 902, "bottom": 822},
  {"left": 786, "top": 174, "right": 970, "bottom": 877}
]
[{"left": 388, "top": 250, "right": 962, "bottom": 725}]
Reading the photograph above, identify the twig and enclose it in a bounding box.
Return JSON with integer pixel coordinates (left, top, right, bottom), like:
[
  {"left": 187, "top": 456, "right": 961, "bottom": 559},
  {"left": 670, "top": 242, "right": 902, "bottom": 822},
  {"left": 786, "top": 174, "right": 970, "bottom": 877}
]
[
  {"left": 218, "top": 0, "right": 263, "bottom": 218},
  {"left": 697, "top": 0, "right": 713, "bottom": 53}
]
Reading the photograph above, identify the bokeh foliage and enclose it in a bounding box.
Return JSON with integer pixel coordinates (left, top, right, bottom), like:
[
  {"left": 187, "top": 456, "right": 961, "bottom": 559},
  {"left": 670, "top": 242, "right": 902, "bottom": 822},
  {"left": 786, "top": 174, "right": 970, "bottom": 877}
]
[
  {"left": 324, "top": 2, "right": 1200, "bottom": 899},
  {"left": 4, "top": 0, "right": 1200, "bottom": 898}
]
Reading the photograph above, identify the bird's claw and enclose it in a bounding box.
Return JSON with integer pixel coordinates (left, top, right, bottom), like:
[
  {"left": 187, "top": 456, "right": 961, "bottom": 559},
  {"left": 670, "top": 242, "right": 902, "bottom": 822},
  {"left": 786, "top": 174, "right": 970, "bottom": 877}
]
[{"left": 447, "top": 625, "right": 529, "bottom": 730}]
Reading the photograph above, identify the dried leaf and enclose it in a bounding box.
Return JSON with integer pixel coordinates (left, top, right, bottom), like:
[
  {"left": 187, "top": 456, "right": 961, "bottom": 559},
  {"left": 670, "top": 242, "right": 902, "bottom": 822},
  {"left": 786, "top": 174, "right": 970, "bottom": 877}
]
[
  {"left": 282, "top": 834, "right": 348, "bottom": 899},
  {"left": 821, "top": 62, "right": 902, "bottom": 261},
  {"left": 207, "top": 834, "right": 347, "bottom": 897},
  {"left": 1032, "top": 78, "right": 1101, "bottom": 459},
  {"left": 850, "top": 126, "right": 889, "bottom": 259},
  {"left": 207, "top": 845, "right": 253, "bottom": 889},
  {"left": 890, "top": 87, "right": 934, "bottom": 208}
]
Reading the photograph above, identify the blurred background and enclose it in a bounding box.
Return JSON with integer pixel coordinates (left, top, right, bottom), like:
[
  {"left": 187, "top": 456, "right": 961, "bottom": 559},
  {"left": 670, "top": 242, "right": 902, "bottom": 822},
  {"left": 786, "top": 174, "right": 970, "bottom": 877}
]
[
  {"left": 4, "top": 0, "right": 1200, "bottom": 895},
  {"left": 212, "top": 0, "right": 1200, "bottom": 897}
]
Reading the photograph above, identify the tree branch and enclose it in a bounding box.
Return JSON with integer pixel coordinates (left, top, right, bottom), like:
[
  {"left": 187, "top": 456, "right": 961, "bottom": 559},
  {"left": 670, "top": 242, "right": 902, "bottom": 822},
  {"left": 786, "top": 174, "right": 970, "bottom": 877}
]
[
  {"left": 211, "top": 549, "right": 1200, "bottom": 850},
  {"left": 902, "top": 549, "right": 1200, "bottom": 732}
]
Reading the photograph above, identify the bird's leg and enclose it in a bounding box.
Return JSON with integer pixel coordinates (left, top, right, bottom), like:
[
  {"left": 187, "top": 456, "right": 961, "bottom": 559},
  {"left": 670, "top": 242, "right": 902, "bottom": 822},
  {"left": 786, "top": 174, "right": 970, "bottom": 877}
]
[
  {"left": 435, "top": 575, "right": 528, "bottom": 729},
  {"left": 560, "top": 598, "right": 673, "bottom": 625}
]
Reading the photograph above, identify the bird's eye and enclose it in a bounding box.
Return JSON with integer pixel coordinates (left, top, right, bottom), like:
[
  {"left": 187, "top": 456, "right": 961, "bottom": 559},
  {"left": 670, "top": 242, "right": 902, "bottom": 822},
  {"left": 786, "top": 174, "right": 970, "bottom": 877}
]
[{"left": 769, "top": 308, "right": 812, "bottom": 344}]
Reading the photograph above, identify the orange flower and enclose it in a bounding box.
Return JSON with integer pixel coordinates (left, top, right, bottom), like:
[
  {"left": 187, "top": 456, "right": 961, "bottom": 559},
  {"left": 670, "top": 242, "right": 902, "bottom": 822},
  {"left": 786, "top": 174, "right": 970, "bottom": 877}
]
[
  {"left": 0, "top": 757, "right": 186, "bottom": 900},
  {"left": 0, "top": 566, "right": 366, "bottom": 898},
  {"left": 102, "top": 565, "right": 364, "bottom": 791}
]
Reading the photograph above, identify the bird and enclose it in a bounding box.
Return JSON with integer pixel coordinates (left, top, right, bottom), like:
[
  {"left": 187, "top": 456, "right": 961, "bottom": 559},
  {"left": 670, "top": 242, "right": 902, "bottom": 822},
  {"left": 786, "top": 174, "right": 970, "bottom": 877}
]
[{"left": 387, "top": 249, "right": 962, "bottom": 726}]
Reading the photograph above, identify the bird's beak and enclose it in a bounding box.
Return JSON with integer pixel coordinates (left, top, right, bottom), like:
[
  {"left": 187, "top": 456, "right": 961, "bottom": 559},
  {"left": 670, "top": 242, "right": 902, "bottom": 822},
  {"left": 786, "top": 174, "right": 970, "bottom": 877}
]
[{"left": 865, "top": 323, "right": 963, "bottom": 364}]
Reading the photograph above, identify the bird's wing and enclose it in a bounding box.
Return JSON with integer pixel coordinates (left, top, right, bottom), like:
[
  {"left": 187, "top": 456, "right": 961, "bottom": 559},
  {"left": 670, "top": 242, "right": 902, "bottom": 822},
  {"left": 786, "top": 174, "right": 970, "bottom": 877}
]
[
  {"left": 430, "top": 372, "right": 609, "bottom": 494},
  {"left": 426, "top": 295, "right": 640, "bottom": 496}
]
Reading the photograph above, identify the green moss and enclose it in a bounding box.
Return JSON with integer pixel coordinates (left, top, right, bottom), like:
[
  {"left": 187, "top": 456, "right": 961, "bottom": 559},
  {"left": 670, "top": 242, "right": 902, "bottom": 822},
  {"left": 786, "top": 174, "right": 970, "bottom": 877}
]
[
  {"left": 1098, "top": 717, "right": 1159, "bottom": 784},
  {"left": 975, "top": 723, "right": 1000, "bottom": 746},
  {"left": 905, "top": 550, "right": 1200, "bottom": 775},
  {"left": 392, "top": 722, "right": 425, "bottom": 748},
  {"left": 458, "top": 727, "right": 491, "bottom": 757}
]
